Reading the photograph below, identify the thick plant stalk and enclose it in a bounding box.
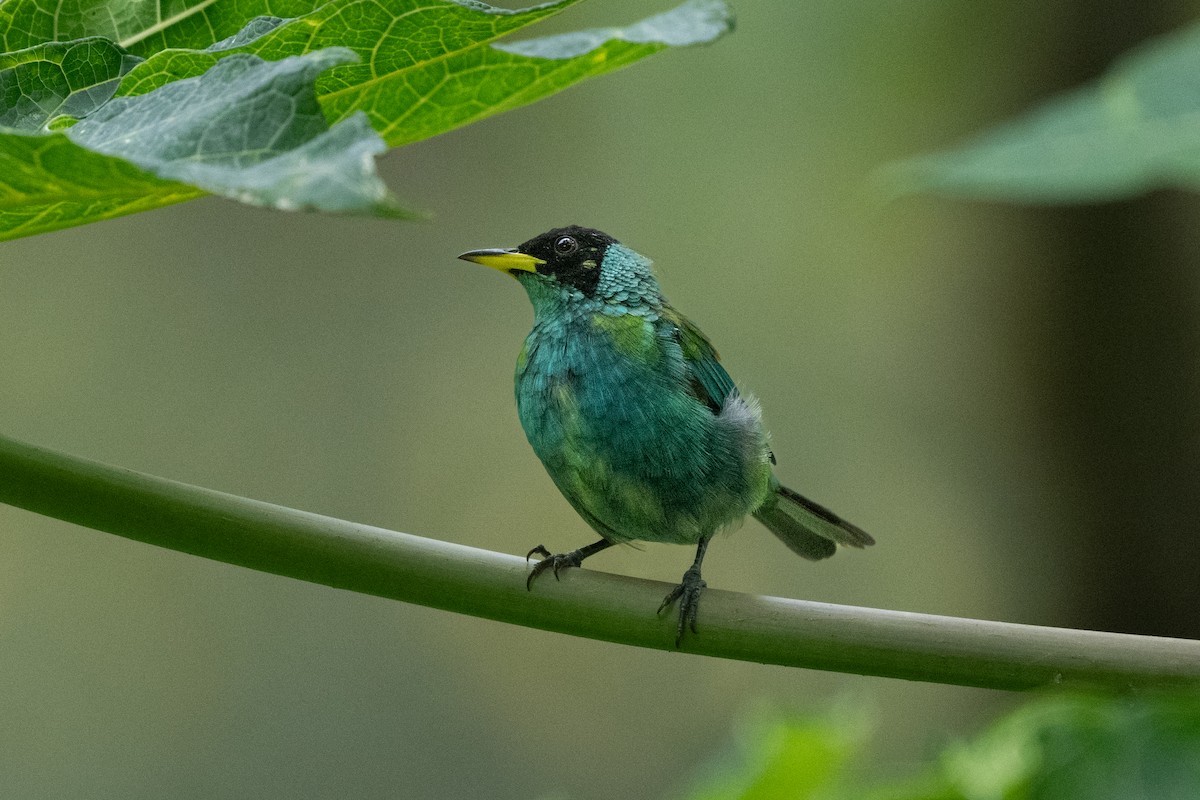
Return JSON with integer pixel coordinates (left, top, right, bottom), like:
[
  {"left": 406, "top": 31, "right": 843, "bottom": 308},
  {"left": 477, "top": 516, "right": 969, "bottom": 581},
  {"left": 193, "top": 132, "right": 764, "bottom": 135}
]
[{"left": 1, "top": 432, "right": 1197, "bottom": 691}]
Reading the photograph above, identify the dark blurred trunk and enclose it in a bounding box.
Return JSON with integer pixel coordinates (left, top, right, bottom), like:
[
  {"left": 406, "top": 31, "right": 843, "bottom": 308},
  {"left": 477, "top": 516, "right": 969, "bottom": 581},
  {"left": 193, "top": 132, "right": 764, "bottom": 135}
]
[
  {"left": 1040, "top": 199, "right": 1200, "bottom": 637},
  {"left": 1034, "top": 3, "right": 1200, "bottom": 637}
]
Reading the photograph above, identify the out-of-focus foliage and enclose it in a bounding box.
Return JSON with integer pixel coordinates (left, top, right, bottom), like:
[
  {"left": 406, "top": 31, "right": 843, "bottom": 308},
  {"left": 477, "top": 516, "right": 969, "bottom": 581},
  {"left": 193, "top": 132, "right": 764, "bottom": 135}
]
[
  {"left": 889, "top": 18, "right": 1200, "bottom": 202},
  {"left": 685, "top": 710, "right": 864, "bottom": 800},
  {"left": 685, "top": 693, "right": 1200, "bottom": 800},
  {"left": 931, "top": 693, "right": 1200, "bottom": 800}
]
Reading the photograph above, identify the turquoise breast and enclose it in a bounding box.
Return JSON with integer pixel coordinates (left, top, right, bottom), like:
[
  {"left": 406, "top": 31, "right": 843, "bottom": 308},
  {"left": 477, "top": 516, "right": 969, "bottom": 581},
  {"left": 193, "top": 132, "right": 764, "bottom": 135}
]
[{"left": 515, "top": 309, "right": 772, "bottom": 545}]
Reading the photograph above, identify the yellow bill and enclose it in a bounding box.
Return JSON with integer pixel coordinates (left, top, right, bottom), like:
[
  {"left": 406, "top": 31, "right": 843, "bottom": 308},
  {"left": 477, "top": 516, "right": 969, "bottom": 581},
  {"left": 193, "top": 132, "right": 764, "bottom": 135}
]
[{"left": 458, "top": 248, "right": 545, "bottom": 273}]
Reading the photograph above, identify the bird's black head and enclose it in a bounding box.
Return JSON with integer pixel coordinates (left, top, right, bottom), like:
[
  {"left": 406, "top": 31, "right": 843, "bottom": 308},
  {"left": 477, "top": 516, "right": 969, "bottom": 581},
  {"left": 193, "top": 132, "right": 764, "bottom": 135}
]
[
  {"left": 515, "top": 226, "right": 618, "bottom": 297},
  {"left": 458, "top": 226, "right": 620, "bottom": 298}
]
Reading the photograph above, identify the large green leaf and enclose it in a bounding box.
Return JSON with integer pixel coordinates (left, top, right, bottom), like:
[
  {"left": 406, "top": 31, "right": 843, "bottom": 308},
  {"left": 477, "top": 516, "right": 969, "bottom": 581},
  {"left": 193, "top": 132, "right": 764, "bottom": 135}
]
[
  {"left": 116, "top": 0, "right": 575, "bottom": 97},
  {"left": 888, "top": 21, "right": 1200, "bottom": 203},
  {"left": 324, "top": 0, "right": 733, "bottom": 146},
  {"left": 0, "top": 130, "right": 204, "bottom": 240},
  {"left": 0, "top": 0, "right": 325, "bottom": 54},
  {"left": 0, "top": 48, "right": 400, "bottom": 240},
  {"left": 116, "top": 0, "right": 732, "bottom": 147},
  {"left": 0, "top": 0, "right": 733, "bottom": 241},
  {"left": 68, "top": 49, "right": 399, "bottom": 212},
  {"left": 0, "top": 38, "right": 141, "bottom": 129}
]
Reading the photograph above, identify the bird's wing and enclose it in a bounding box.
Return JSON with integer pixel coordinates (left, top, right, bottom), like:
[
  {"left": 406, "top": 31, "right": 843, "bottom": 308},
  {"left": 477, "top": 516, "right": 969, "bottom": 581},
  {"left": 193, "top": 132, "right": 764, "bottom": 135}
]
[{"left": 661, "top": 308, "right": 738, "bottom": 414}]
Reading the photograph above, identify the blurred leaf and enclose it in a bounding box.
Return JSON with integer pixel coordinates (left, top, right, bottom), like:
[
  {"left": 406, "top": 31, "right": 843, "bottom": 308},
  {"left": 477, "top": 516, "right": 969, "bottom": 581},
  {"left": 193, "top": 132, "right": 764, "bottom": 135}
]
[
  {"left": 684, "top": 694, "right": 1200, "bottom": 800},
  {"left": 886, "top": 21, "right": 1200, "bottom": 203},
  {"left": 939, "top": 693, "right": 1200, "bottom": 800},
  {"left": 686, "top": 712, "right": 861, "bottom": 800}
]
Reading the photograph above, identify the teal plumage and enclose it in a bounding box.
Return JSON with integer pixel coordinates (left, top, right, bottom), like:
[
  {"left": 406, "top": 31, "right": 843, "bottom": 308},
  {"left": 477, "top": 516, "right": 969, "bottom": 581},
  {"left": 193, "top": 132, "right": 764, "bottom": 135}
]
[{"left": 459, "top": 226, "right": 873, "bottom": 644}]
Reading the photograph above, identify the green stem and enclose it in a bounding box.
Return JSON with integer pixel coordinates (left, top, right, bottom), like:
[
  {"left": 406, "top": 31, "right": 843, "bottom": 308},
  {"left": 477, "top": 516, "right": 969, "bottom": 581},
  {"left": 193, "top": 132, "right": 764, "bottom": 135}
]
[{"left": 2, "top": 432, "right": 1197, "bottom": 691}]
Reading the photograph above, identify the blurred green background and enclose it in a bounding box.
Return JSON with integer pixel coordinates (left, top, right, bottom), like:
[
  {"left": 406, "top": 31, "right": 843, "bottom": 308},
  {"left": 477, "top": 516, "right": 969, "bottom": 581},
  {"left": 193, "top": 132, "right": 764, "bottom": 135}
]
[{"left": 3, "top": 1, "right": 1200, "bottom": 797}]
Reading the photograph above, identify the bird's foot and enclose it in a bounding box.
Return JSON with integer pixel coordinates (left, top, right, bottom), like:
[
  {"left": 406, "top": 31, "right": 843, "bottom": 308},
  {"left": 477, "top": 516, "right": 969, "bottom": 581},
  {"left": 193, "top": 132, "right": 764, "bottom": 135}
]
[
  {"left": 525, "top": 544, "right": 584, "bottom": 590},
  {"left": 658, "top": 566, "right": 707, "bottom": 648}
]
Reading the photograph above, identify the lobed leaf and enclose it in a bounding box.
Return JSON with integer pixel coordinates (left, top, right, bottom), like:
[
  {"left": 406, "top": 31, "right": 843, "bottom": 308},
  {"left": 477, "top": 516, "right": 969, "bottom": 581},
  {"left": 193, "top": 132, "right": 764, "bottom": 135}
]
[
  {"left": 0, "top": 0, "right": 733, "bottom": 241},
  {"left": 0, "top": 37, "right": 141, "bottom": 130},
  {"left": 328, "top": 0, "right": 735, "bottom": 147},
  {"left": 112, "top": 0, "right": 580, "bottom": 120},
  {"left": 0, "top": 128, "right": 204, "bottom": 240},
  {"left": 0, "top": 0, "right": 324, "bottom": 54},
  {"left": 0, "top": 48, "right": 402, "bottom": 240},
  {"left": 116, "top": 0, "right": 732, "bottom": 146},
  {"left": 887, "top": 20, "right": 1200, "bottom": 203},
  {"left": 69, "top": 49, "right": 401, "bottom": 212}
]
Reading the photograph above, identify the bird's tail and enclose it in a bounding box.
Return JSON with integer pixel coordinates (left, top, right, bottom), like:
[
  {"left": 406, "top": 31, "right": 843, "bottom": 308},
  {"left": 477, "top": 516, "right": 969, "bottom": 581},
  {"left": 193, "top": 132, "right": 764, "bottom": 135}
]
[{"left": 753, "top": 482, "right": 875, "bottom": 561}]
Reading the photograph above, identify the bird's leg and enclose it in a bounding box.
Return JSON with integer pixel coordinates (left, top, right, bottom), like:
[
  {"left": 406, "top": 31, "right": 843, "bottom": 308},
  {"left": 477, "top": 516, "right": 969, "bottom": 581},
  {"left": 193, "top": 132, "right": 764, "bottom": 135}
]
[
  {"left": 658, "top": 536, "right": 712, "bottom": 647},
  {"left": 525, "top": 539, "right": 614, "bottom": 590}
]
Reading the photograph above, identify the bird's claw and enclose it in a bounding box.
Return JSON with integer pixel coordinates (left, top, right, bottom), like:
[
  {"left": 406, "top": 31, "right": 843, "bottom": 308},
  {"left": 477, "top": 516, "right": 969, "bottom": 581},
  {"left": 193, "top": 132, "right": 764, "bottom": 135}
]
[
  {"left": 525, "top": 547, "right": 583, "bottom": 590},
  {"left": 526, "top": 544, "right": 552, "bottom": 562},
  {"left": 658, "top": 566, "right": 707, "bottom": 647}
]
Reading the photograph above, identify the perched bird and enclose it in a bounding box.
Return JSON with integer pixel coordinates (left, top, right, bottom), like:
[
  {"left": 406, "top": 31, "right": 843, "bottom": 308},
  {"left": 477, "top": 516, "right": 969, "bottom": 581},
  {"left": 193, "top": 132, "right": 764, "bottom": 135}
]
[{"left": 458, "top": 226, "right": 873, "bottom": 645}]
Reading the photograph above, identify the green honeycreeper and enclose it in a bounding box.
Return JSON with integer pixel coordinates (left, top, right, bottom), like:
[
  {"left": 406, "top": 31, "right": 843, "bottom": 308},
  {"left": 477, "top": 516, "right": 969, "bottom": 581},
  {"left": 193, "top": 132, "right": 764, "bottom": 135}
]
[{"left": 459, "top": 227, "right": 873, "bottom": 645}]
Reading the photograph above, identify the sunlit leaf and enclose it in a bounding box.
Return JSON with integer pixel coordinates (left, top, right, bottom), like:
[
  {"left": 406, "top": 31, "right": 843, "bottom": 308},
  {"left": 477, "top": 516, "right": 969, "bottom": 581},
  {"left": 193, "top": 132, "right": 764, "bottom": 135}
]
[
  {"left": 0, "top": 0, "right": 733, "bottom": 241},
  {"left": 0, "top": 37, "right": 141, "bottom": 130},
  {"left": 70, "top": 49, "right": 399, "bottom": 212},
  {"left": 339, "top": 0, "right": 734, "bottom": 146},
  {"left": 0, "top": 48, "right": 401, "bottom": 240},
  {"left": 116, "top": 0, "right": 733, "bottom": 147},
  {"left": 0, "top": 0, "right": 324, "bottom": 54},
  {"left": 0, "top": 130, "right": 203, "bottom": 240}
]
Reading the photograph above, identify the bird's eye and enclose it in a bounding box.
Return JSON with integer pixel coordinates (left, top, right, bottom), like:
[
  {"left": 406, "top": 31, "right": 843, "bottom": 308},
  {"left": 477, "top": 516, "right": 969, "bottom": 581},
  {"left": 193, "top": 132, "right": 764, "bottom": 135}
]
[{"left": 554, "top": 236, "right": 578, "bottom": 254}]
